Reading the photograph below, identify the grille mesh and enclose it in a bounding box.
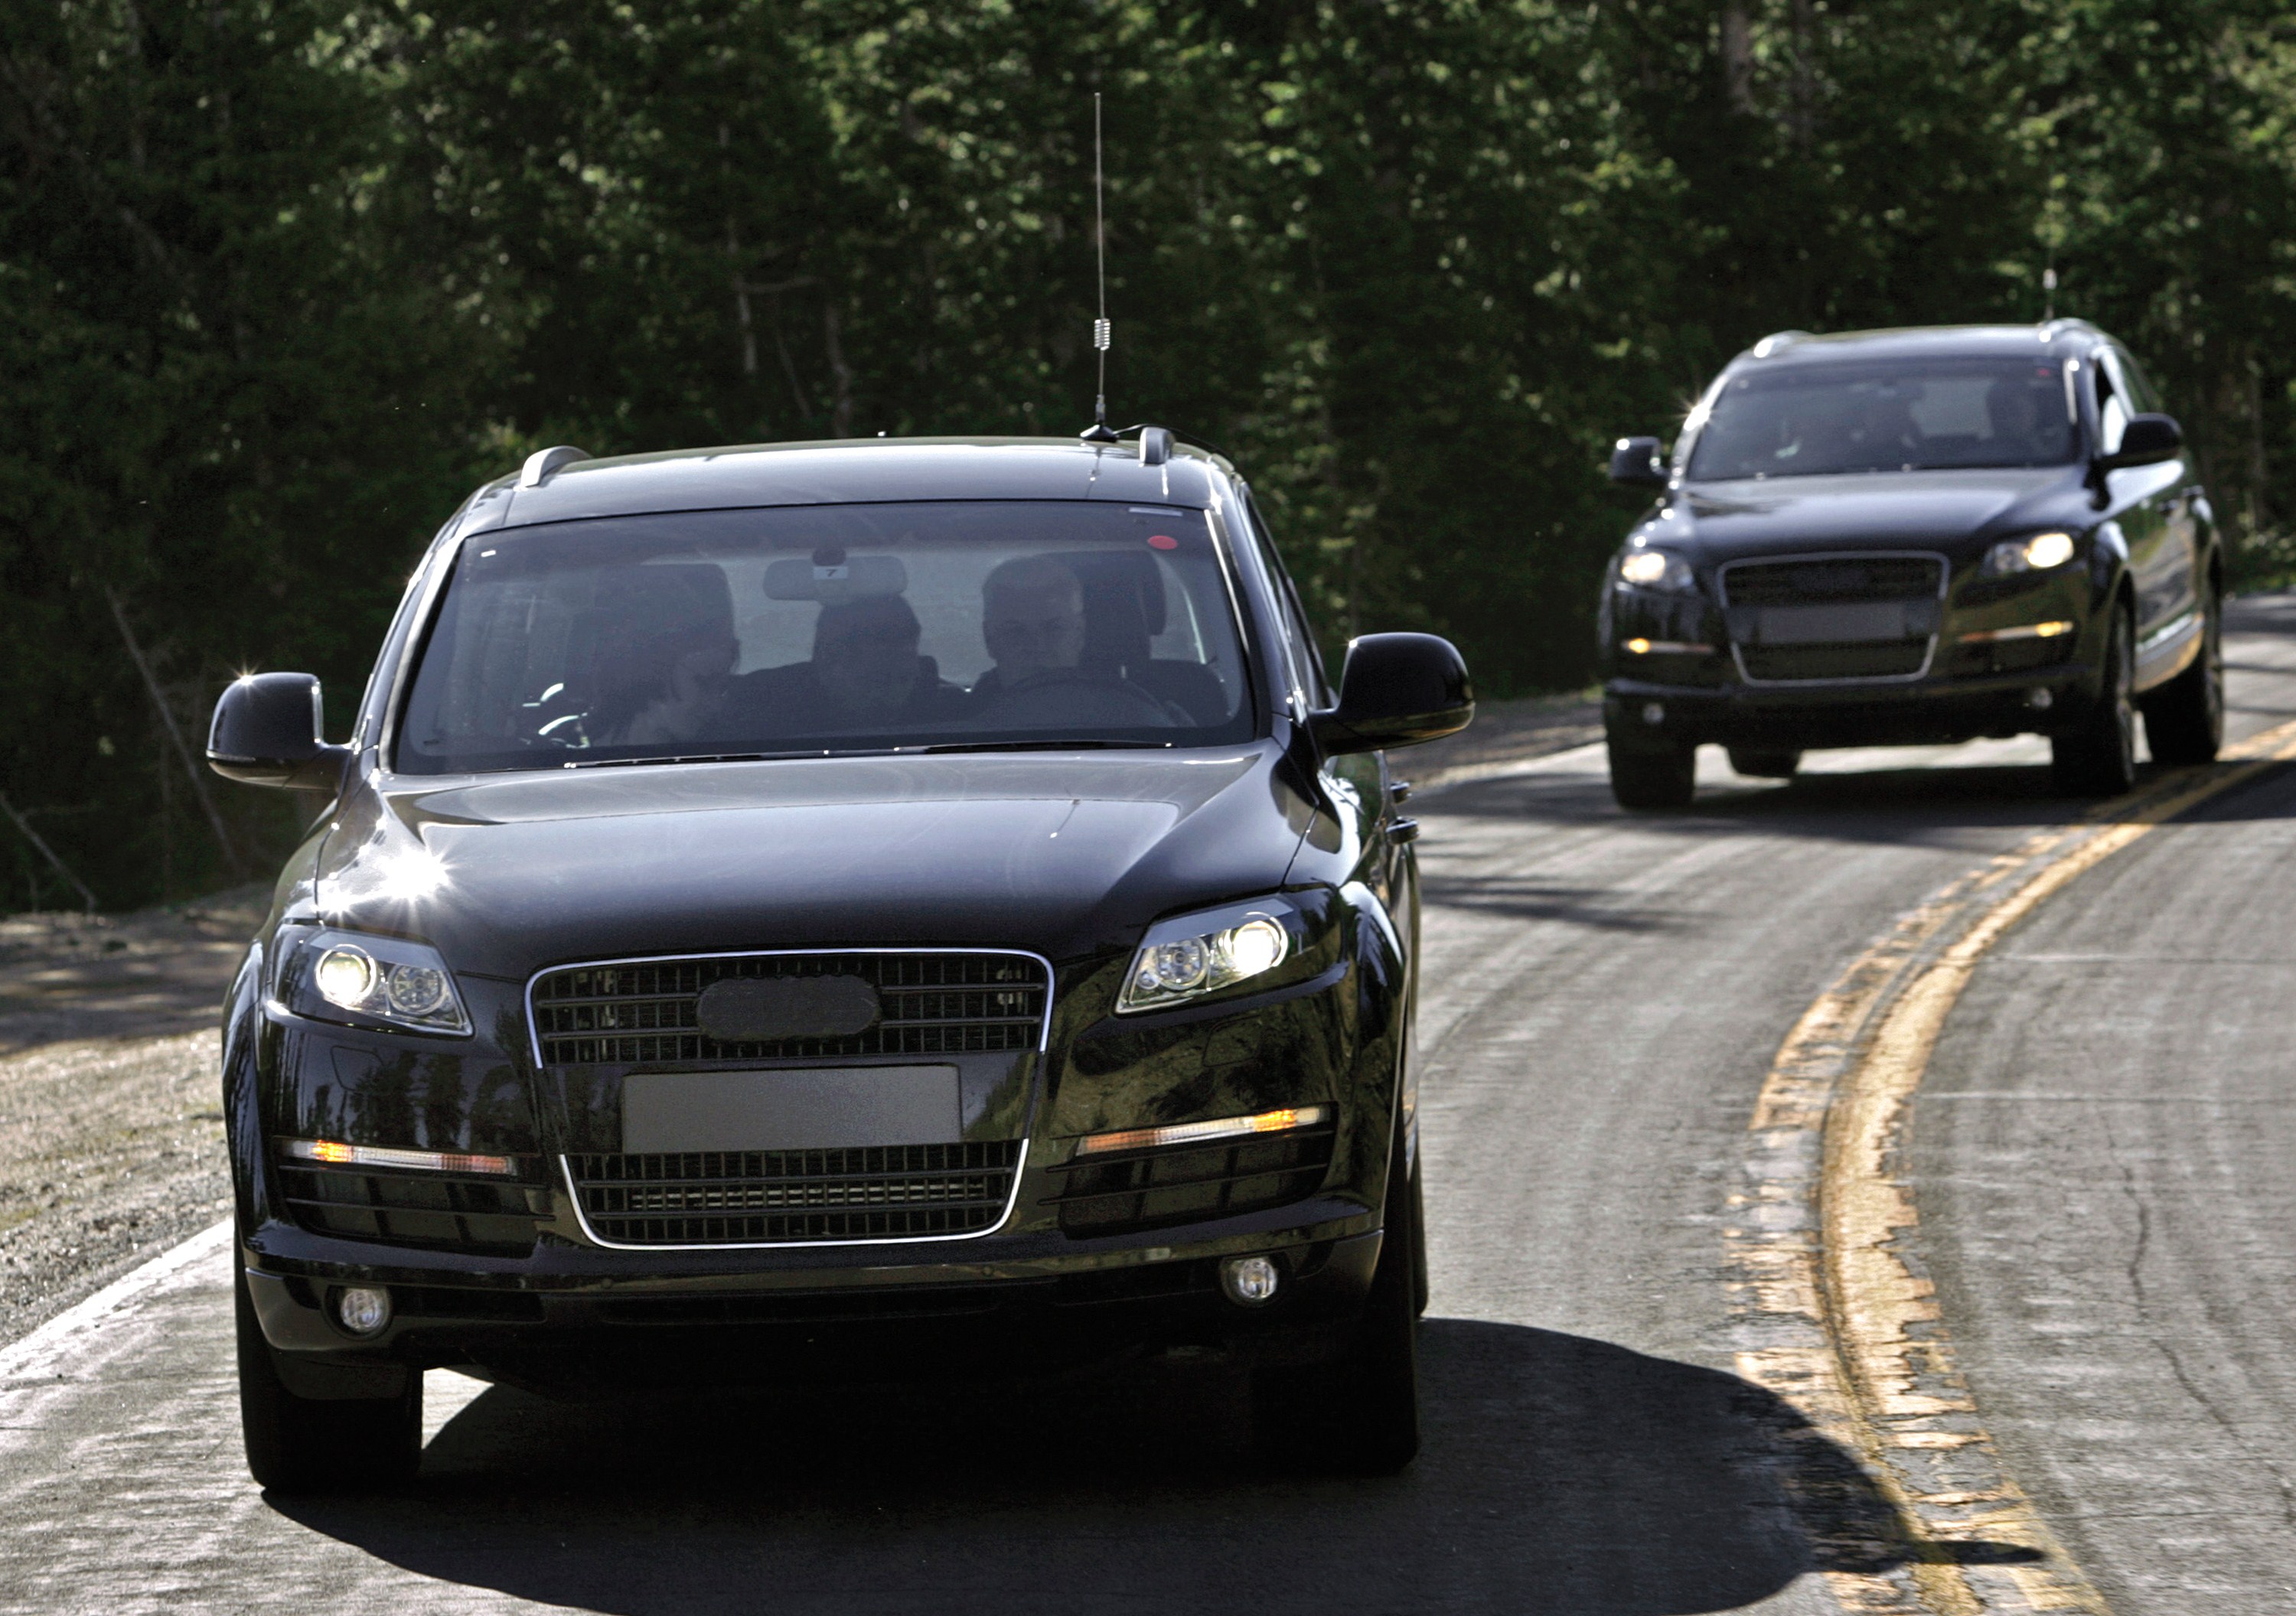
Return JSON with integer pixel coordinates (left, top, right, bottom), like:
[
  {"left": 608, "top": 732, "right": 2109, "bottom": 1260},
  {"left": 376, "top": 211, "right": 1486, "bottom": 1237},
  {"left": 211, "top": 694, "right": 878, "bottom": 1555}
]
[
  {"left": 1739, "top": 642, "right": 1932, "bottom": 681},
  {"left": 532, "top": 952, "right": 1046, "bottom": 1067},
  {"left": 1720, "top": 555, "right": 1944, "bottom": 607},
  {"left": 569, "top": 1142, "right": 1022, "bottom": 1245}
]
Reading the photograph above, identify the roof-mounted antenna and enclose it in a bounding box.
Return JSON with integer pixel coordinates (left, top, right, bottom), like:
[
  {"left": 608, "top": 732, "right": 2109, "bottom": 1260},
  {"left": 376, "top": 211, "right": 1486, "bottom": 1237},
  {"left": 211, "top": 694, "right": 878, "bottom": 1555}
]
[{"left": 1079, "top": 93, "right": 1120, "bottom": 445}]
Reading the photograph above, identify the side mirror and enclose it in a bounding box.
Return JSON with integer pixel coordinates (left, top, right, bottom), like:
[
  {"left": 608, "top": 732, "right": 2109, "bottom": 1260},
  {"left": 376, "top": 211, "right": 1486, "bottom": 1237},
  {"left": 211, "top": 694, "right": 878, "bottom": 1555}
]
[
  {"left": 1608, "top": 436, "right": 1668, "bottom": 487},
  {"left": 2099, "top": 412, "right": 2182, "bottom": 471},
  {"left": 207, "top": 673, "right": 351, "bottom": 790},
  {"left": 1310, "top": 633, "right": 1475, "bottom": 756}
]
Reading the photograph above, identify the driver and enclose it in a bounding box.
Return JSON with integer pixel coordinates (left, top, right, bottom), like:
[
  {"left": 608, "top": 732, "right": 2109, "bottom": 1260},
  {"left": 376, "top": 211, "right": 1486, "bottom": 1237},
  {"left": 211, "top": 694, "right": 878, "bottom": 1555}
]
[
  {"left": 1986, "top": 375, "right": 2066, "bottom": 462},
  {"left": 967, "top": 556, "right": 1181, "bottom": 725},
  {"left": 974, "top": 556, "right": 1089, "bottom": 692}
]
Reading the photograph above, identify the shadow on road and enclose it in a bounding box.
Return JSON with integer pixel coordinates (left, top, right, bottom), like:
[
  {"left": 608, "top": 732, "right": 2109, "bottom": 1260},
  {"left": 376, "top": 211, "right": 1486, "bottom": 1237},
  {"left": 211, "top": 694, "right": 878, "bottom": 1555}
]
[{"left": 272, "top": 1321, "right": 2003, "bottom": 1616}]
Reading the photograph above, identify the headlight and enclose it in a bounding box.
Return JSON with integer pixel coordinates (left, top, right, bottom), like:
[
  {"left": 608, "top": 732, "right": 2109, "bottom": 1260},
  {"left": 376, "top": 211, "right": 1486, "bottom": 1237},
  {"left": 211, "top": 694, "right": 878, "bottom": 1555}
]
[
  {"left": 275, "top": 924, "right": 471, "bottom": 1035},
  {"left": 1616, "top": 548, "right": 1698, "bottom": 593},
  {"left": 1980, "top": 530, "right": 2077, "bottom": 577},
  {"left": 1117, "top": 893, "right": 1328, "bottom": 1015}
]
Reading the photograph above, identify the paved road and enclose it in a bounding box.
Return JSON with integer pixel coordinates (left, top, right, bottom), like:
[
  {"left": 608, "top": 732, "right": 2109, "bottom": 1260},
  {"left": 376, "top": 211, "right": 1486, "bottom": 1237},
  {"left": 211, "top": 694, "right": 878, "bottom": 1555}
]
[{"left": 4, "top": 598, "right": 2294, "bottom": 1614}]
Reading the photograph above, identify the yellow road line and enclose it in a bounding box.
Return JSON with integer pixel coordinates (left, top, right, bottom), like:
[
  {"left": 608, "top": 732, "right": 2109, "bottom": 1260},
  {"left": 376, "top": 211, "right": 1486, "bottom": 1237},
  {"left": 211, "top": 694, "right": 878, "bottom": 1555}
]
[{"left": 1727, "top": 718, "right": 2296, "bottom": 1614}]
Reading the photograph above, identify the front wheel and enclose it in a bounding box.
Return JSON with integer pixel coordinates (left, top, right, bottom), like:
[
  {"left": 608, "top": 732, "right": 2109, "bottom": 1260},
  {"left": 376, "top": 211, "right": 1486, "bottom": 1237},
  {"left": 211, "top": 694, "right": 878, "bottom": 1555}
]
[
  {"left": 1254, "top": 1132, "right": 1420, "bottom": 1474},
  {"left": 2142, "top": 583, "right": 2223, "bottom": 765},
  {"left": 236, "top": 1266, "right": 421, "bottom": 1493},
  {"left": 2052, "top": 608, "right": 2138, "bottom": 797},
  {"left": 1606, "top": 731, "right": 1697, "bottom": 810}
]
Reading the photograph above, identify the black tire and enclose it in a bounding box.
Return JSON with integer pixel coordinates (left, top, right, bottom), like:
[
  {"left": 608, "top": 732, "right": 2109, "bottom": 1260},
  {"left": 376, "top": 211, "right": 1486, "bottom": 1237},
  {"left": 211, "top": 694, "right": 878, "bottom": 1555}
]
[
  {"left": 236, "top": 1265, "right": 421, "bottom": 1493},
  {"left": 1254, "top": 1132, "right": 1421, "bottom": 1474},
  {"left": 2051, "top": 606, "right": 2138, "bottom": 797},
  {"left": 1606, "top": 731, "right": 1697, "bottom": 810},
  {"left": 1726, "top": 747, "right": 1802, "bottom": 779},
  {"left": 2142, "top": 582, "right": 2223, "bottom": 765}
]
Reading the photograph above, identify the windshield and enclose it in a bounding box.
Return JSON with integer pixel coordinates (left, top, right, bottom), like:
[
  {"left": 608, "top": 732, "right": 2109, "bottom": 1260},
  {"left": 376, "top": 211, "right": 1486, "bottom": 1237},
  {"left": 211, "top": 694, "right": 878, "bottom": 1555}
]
[
  {"left": 1686, "top": 357, "right": 2079, "bottom": 480},
  {"left": 394, "top": 500, "right": 1255, "bottom": 774}
]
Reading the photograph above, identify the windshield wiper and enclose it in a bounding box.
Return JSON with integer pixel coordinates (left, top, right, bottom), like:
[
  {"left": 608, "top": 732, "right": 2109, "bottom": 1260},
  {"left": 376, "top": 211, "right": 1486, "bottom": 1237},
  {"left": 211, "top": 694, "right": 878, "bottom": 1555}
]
[
  {"left": 912, "top": 738, "right": 1169, "bottom": 754},
  {"left": 566, "top": 748, "right": 883, "bottom": 769}
]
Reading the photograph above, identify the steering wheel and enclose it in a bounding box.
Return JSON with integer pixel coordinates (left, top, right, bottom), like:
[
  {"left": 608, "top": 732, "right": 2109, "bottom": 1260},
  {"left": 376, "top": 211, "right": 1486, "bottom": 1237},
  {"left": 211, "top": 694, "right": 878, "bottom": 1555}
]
[{"left": 974, "top": 673, "right": 1178, "bottom": 729}]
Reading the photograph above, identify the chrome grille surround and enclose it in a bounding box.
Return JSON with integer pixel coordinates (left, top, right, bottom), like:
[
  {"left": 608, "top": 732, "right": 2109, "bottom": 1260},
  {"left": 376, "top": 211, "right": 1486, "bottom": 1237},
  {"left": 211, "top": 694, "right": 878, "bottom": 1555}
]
[
  {"left": 1717, "top": 550, "right": 1950, "bottom": 686},
  {"left": 564, "top": 1141, "right": 1028, "bottom": 1249},
  {"left": 526, "top": 947, "right": 1052, "bottom": 1250}
]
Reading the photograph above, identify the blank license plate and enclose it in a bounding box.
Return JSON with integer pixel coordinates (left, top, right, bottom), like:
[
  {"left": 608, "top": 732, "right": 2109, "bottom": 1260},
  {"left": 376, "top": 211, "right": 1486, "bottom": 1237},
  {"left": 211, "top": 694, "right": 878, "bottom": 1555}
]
[
  {"left": 622, "top": 1065, "right": 962, "bottom": 1152},
  {"left": 1751, "top": 601, "right": 1922, "bottom": 646}
]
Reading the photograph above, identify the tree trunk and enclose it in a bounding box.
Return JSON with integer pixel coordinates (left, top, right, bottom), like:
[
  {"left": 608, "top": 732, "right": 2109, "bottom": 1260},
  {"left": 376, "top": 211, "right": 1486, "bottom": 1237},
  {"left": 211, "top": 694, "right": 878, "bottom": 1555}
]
[{"left": 1721, "top": 2, "right": 1756, "bottom": 116}]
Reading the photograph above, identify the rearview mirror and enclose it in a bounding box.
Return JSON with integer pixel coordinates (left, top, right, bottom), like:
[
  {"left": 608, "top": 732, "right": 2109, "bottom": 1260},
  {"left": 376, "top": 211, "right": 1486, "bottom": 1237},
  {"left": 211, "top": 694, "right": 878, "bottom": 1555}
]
[
  {"left": 1310, "top": 634, "right": 1474, "bottom": 756},
  {"left": 207, "top": 673, "right": 351, "bottom": 790},
  {"left": 2099, "top": 412, "right": 2182, "bottom": 471},
  {"left": 1608, "top": 436, "right": 1667, "bottom": 487}
]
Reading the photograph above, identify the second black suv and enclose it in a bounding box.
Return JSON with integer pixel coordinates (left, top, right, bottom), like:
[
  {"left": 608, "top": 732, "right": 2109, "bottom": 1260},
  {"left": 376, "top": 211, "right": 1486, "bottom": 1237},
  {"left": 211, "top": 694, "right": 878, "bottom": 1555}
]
[{"left": 1598, "top": 321, "right": 2219, "bottom": 807}]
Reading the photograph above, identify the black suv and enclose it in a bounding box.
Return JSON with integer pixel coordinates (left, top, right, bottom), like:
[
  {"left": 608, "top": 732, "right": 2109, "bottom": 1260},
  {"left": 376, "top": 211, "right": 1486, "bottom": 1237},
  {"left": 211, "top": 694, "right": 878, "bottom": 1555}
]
[
  {"left": 207, "top": 432, "right": 1470, "bottom": 1490},
  {"left": 1598, "top": 321, "right": 2219, "bottom": 807}
]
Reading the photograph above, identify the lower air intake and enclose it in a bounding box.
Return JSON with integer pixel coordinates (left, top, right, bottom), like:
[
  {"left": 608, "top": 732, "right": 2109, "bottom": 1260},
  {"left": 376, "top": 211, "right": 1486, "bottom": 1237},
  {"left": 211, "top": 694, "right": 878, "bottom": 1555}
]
[
  {"left": 1045, "top": 1125, "right": 1336, "bottom": 1236},
  {"left": 568, "top": 1142, "right": 1021, "bottom": 1246}
]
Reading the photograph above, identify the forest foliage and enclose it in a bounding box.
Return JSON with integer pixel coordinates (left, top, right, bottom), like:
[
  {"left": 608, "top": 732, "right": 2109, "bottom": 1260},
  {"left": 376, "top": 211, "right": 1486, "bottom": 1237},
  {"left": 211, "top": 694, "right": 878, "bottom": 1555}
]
[{"left": 3, "top": 0, "right": 2294, "bottom": 907}]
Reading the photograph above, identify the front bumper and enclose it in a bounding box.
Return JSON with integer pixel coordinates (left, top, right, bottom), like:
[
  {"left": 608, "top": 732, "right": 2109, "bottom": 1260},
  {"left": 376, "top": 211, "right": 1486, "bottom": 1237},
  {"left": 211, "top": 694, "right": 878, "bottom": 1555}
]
[
  {"left": 1606, "top": 657, "right": 2099, "bottom": 750},
  {"left": 244, "top": 1207, "right": 1384, "bottom": 1393}
]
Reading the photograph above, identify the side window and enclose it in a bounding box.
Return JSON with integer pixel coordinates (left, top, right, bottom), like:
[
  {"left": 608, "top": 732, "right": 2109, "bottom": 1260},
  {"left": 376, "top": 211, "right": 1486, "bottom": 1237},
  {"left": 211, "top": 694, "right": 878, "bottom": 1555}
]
[
  {"left": 2092, "top": 353, "right": 2130, "bottom": 457},
  {"left": 2115, "top": 347, "right": 2162, "bottom": 414},
  {"left": 1241, "top": 491, "right": 1332, "bottom": 709}
]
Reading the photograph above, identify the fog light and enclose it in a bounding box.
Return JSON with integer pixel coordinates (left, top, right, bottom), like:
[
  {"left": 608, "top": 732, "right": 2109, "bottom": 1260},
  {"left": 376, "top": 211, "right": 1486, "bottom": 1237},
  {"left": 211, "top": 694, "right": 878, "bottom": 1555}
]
[
  {"left": 2027, "top": 686, "right": 2054, "bottom": 711},
  {"left": 334, "top": 1286, "right": 390, "bottom": 1337},
  {"left": 1220, "top": 1255, "right": 1280, "bottom": 1307},
  {"left": 1641, "top": 702, "right": 1665, "bottom": 727}
]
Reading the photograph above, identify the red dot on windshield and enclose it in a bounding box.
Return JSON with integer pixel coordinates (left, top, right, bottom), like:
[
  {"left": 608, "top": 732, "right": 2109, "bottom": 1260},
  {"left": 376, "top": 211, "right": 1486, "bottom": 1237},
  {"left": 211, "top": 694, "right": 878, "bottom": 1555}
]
[{"left": 1147, "top": 533, "right": 1179, "bottom": 550}]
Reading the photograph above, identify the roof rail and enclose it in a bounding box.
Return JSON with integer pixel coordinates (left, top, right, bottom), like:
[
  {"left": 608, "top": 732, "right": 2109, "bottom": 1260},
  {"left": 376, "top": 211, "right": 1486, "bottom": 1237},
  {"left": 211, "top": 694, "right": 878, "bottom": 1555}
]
[
  {"left": 517, "top": 445, "right": 592, "bottom": 488},
  {"left": 1750, "top": 331, "right": 1813, "bottom": 359}
]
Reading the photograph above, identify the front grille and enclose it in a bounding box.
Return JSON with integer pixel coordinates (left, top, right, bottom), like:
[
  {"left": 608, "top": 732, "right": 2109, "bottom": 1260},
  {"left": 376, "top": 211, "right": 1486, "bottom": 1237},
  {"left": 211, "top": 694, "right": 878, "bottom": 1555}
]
[
  {"left": 1720, "top": 555, "right": 1945, "bottom": 608},
  {"left": 1722, "top": 552, "right": 1944, "bottom": 684},
  {"left": 532, "top": 952, "right": 1047, "bottom": 1067},
  {"left": 276, "top": 1155, "right": 549, "bottom": 1256},
  {"left": 569, "top": 1141, "right": 1022, "bottom": 1246},
  {"left": 1045, "top": 1126, "right": 1336, "bottom": 1236},
  {"left": 1738, "top": 641, "right": 1932, "bottom": 681}
]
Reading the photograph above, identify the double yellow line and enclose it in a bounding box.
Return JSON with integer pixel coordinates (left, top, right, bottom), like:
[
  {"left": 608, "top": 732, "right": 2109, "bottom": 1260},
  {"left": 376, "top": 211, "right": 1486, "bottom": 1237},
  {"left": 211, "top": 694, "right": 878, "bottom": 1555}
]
[{"left": 1731, "top": 716, "right": 2296, "bottom": 1615}]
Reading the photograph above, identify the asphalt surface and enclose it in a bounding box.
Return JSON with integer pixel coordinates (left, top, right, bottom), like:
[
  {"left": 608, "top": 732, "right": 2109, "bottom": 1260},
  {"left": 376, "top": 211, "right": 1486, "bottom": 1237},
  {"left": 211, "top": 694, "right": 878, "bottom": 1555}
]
[{"left": 3, "top": 599, "right": 2294, "bottom": 1614}]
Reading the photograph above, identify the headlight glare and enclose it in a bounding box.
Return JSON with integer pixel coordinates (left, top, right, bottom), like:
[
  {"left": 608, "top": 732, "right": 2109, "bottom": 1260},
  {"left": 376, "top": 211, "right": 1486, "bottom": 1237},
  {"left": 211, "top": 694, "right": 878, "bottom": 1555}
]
[
  {"left": 1616, "top": 548, "right": 1698, "bottom": 593},
  {"left": 1119, "top": 899, "right": 1311, "bottom": 1014},
  {"left": 1981, "top": 530, "right": 2077, "bottom": 577},
  {"left": 279, "top": 926, "right": 471, "bottom": 1035}
]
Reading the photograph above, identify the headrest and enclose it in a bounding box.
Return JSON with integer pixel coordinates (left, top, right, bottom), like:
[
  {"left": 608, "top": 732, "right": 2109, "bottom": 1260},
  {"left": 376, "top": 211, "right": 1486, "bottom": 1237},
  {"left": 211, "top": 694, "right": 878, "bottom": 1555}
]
[
  {"left": 1042, "top": 549, "right": 1168, "bottom": 637},
  {"left": 599, "top": 564, "right": 735, "bottom": 639}
]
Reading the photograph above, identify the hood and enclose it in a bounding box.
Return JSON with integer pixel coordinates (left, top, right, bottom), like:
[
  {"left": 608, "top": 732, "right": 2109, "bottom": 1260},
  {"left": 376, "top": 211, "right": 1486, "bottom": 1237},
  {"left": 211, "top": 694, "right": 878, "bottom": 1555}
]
[
  {"left": 1649, "top": 467, "right": 2089, "bottom": 560},
  {"left": 308, "top": 745, "right": 1318, "bottom": 981}
]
